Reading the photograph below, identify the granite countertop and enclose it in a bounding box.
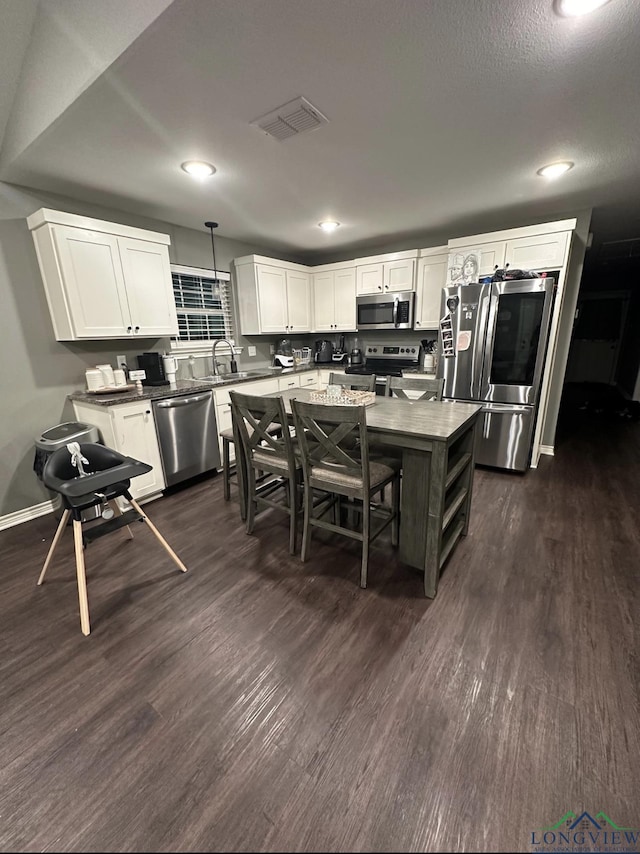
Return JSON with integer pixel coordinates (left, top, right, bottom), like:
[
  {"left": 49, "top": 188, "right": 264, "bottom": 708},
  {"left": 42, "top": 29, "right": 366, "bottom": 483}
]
[{"left": 68, "top": 364, "right": 323, "bottom": 407}]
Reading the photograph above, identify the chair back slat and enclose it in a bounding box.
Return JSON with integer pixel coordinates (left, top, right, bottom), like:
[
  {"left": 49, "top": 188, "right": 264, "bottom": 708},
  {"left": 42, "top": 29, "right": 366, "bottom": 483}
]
[
  {"left": 329, "top": 372, "right": 376, "bottom": 392},
  {"left": 385, "top": 375, "right": 444, "bottom": 401},
  {"left": 291, "top": 400, "right": 370, "bottom": 492},
  {"left": 230, "top": 391, "right": 294, "bottom": 472}
]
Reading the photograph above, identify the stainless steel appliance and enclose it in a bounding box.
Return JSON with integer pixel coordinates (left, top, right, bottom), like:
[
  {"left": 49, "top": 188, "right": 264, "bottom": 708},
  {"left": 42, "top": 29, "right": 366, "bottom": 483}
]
[
  {"left": 153, "top": 392, "right": 220, "bottom": 486},
  {"left": 356, "top": 291, "right": 415, "bottom": 330},
  {"left": 314, "top": 339, "right": 334, "bottom": 363},
  {"left": 345, "top": 342, "right": 420, "bottom": 394},
  {"left": 274, "top": 337, "right": 294, "bottom": 368},
  {"left": 438, "top": 278, "right": 555, "bottom": 471}
]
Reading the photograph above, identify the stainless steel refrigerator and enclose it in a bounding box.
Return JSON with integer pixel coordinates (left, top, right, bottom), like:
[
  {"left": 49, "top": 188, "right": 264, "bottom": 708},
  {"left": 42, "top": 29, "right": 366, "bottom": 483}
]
[{"left": 437, "top": 278, "right": 555, "bottom": 471}]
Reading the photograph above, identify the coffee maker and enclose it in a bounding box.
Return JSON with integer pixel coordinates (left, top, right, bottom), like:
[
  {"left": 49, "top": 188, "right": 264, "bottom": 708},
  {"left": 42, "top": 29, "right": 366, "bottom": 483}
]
[
  {"left": 314, "top": 339, "right": 334, "bottom": 364},
  {"left": 136, "top": 352, "right": 169, "bottom": 386}
]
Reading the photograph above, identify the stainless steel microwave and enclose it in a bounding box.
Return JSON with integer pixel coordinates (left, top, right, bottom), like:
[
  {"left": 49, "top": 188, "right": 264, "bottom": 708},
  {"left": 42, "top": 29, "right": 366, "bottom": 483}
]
[{"left": 356, "top": 291, "right": 415, "bottom": 330}]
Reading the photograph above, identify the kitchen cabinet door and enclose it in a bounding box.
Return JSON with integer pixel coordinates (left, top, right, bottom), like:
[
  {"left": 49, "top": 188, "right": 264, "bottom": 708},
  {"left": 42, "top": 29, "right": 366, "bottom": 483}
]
[
  {"left": 117, "top": 237, "right": 178, "bottom": 336},
  {"left": 256, "top": 265, "right": 288, "bottom": 333},
  {"left": 415, "top": 254, "right": 447, "bottom": 330},
  {"left": 312, "top": 271, "right": 335, "bottom": 331},
  {"left": 52, "top": 225, "right": 131, "bottom": 337},
  {"left": 111, "top": 401, "right": 165, "bottom": 499},
  {"left": 384, "top": 258, "right": 415, "bottom": 292},
  {"left": 475, "top": 242, "right": 506, "bottom": 276},
  {"left": 505, "top": 232, "right": 569, "bottom": 271},
  {"left": 285, "top": 270, "right": 311, "bottom": 332},
  {"left": 333, "top": 268, "right": 357, "bottom": 330},
  {"left": 357, "top": 263, "right": 384, "bottom": 295}
]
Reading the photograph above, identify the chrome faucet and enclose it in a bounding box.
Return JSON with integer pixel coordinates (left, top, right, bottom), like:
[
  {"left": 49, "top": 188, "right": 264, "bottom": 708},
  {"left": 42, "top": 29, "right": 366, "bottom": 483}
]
[{"left": 212, "top": 339, "right": 238, "bottom": 376}]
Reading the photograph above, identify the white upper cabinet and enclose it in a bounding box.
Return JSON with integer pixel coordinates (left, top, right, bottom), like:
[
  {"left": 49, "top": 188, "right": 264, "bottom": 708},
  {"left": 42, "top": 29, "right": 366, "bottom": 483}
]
[
  {"left": 415, "top": 251, "right": 448, "bottom": 330},
  {"left": 356, "top": 258, "right": 416, "bottom": 295},
  {"left": 285, "top": 269, "right": 312, "bottom": 332},
  {"left": 312, "top": 267, "right": 356, "bottom": 332},
  {"left": 52, "top": 226, "right": 131, "bottom": 337},
  {"left": 238, "top": 259, "right": 311, "bottom": 334},
  {"left": 504, "top": 232, "right": 570, "bottom": 271},
  {"left": 27, "top": 208, "right": 178, "bottom": 341},
  {"left": 117, "top": 236, "right": 177, "bottom": 336},
  {"left": 255, "top": 265, "right": 289, "bottom": 333}
]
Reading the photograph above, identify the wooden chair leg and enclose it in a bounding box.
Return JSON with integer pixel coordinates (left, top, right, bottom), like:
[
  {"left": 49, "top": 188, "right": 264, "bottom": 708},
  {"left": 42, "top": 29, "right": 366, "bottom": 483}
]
[
  {"left": 288, "top": 477, "right": 297, "bottom": 556},
  {"left": 128, "top": 498, "right": 188, "bottom": 573},
  {"left": 223, "top": 437, "right": 231, "bottom": 501},
  {"left": 245, "top": 466, "right": 257, "bottom": 534},
  {"left": 110, "top": 499, "right": 134, "bottom": 539},
  {"left": 391, "top": 475, "right": 400, "bottom": 548},
  {"left": 72, "top": 519, "right": 91, "bottom": 636},
  {"left": 301, "top": 481, "right": 313, "bottom": 562},
  {"left": 37, "top": 509, "right": 70, "bottom": 585},
  {"left": 360, "top": 500, "right": 370, "bottom": 589}
]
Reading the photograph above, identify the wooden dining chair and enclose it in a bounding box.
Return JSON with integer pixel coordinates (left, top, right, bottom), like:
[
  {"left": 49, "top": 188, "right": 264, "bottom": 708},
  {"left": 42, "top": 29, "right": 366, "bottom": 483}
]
[
  {"left": 230, "top": 390, "right": 302, "bottom": 554},
  {"left": 291, "top": 399, "right": 400, "bottom": 589},
  {"left": 328, "top": 372, "right": 376, "bottom": 392},
  {"left": 385, "top": 375, "right": 445, "bottom": 400}
]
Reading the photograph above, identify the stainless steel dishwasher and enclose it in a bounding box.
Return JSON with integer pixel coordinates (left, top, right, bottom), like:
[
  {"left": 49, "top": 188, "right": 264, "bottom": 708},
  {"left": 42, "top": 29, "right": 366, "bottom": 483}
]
[{"left": 153, "top": 392, "right": 220, "bottom": 486}]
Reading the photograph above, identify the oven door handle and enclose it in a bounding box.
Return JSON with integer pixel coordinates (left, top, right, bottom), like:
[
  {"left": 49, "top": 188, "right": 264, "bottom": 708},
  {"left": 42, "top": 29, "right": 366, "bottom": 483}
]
[{"left": 393, "top": 296, "right": 399, "bottom": 327}]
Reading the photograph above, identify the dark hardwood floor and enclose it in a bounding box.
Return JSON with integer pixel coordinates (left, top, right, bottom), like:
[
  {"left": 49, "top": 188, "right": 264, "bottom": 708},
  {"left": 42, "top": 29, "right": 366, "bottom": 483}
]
[{"left": 1, "top": 413, "right": 638, "bottom": 852}]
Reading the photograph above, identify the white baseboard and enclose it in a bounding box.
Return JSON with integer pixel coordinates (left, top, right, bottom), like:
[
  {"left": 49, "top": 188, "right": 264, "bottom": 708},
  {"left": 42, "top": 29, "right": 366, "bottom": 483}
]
[
  {"left": 0, "top": 497, "right": 61, "bottom": 532},
  {"left": 539, "top": 444, "right": 555, "bottom": 457}
]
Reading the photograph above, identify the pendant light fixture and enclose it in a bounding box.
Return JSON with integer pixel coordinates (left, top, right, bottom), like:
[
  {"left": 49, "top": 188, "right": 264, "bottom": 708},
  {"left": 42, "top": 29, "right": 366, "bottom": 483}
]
[{"left": 204, "top": 220, "right": 219, "bottom": 279}]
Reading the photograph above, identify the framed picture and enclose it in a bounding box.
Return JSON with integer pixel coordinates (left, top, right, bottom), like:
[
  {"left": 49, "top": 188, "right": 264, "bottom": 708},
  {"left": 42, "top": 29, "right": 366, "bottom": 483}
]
[{"left": 447, "top": 247, "right": 483, "bottom": 286}]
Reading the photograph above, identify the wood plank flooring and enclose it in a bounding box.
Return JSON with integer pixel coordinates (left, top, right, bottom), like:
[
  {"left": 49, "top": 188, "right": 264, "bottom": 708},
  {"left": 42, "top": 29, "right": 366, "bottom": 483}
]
[{"left": 0, "top": 414, "right": 638, "bottom": 852}]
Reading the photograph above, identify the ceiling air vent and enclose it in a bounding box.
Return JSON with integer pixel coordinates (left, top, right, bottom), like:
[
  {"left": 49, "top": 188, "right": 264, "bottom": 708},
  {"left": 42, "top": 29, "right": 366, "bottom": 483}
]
[{"left": 251, "top": 96, "right": 329, "bottom": 142}]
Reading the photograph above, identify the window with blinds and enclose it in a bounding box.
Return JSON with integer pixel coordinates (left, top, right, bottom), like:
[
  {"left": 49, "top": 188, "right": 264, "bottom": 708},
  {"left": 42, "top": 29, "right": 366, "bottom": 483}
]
[{"left": 170, "top": 265, "right": 234, "bottom": 348}]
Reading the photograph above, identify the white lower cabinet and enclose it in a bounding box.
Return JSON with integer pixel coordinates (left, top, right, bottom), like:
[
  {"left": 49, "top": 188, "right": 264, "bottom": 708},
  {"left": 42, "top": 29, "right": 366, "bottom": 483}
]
[
  {"left": 72, "top": 399, "right": 165, "bottom": 500},
  {"left": 278, "top": 375, "right": 301, "bottom": 392},
  {"left": 299, "top": 371, "right": 320, "bottom": 387}
]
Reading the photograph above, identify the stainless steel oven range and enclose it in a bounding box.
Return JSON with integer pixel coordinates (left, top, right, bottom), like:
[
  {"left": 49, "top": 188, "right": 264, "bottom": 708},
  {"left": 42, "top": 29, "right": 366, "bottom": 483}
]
[{"left": 345, "top": 343, "right": 421, "bottom": 394}]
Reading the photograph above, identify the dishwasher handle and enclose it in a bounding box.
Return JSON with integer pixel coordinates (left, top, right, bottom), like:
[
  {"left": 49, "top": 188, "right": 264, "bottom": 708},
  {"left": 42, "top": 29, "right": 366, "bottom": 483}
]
[{"left": 155, "top": 392, "right": 212, "bottom": 408}]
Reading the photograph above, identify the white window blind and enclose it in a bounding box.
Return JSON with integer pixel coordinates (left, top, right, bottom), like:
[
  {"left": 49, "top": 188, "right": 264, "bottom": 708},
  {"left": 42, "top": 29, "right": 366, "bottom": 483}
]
[{"left": 170, "top": 264, "right": 234, "bottom": 349}]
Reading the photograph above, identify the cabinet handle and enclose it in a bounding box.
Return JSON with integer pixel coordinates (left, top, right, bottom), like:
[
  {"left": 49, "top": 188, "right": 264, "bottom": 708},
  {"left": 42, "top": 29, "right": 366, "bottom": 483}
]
[
  {"left": 127, "top": 326, "right": 132, "bottom": 333},
  {"left": 135, "top": 326, "right": 140, "bottom": 333},
  {"left": 377, "top": 286, "right": 382, "bottom": 291},
  {"left": 145, "top": 410, "right": 151, "bottom": 415},
  {"left": 416, "top": 321, "right": 421, "bottom": 326}
]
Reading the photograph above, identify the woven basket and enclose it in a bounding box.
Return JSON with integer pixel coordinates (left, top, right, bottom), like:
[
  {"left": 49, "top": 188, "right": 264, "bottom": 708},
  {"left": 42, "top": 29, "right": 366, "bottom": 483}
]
[{"left": 309, "top": 388, "right": 376, "bottom": 407}]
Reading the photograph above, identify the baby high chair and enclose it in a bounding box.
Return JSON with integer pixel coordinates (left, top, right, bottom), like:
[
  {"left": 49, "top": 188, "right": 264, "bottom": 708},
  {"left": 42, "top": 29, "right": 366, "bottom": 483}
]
[{"left": 38, "top": 442, "right": 187, "bottom": 635}]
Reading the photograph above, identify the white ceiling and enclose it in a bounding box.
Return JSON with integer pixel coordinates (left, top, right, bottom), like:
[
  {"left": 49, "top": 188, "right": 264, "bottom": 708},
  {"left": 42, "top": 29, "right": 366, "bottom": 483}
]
[{"left": 2, "top": 0, "right": 640, "bottom": 258}]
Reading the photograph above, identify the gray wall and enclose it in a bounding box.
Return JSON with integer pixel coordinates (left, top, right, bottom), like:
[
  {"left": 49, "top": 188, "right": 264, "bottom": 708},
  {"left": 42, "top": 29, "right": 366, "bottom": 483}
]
[{"left": 0, "top": 182, "right": 294, "bottom": 516}]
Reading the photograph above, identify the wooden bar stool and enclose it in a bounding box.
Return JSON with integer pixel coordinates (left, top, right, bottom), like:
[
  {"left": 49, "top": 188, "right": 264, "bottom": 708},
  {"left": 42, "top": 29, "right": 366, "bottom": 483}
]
[{"left": 222, "top": 420, "right": 283, "bottom": 521}]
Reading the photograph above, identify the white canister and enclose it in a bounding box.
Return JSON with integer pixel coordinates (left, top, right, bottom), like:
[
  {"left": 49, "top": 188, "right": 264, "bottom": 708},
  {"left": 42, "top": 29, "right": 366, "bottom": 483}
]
[
  {"left": 96, "top": 363, "right": 115, "bottom": 388},
  {"left": 85, "top": 368, "right": 103, "bottom": 391},
  {"left": 113, "top": 368, "right": 127, "bottom": 387},
  {"left": 423, "top": 353, "right": 435, "bottom": 373}
]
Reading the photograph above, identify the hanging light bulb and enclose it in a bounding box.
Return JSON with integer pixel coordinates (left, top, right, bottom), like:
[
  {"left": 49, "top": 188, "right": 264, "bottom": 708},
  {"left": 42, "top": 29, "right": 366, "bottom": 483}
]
[{"left": 204, "top": 220, "right": 219, "bottom": 279}]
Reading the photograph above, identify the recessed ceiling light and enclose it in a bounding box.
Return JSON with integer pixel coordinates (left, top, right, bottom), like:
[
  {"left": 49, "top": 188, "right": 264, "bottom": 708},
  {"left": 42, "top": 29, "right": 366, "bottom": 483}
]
[
  {"left": 318, "top": 220, "right": 340, "bottom": 232},
  {"left": 555, "top": 0, "right": 610, "bottom": 17},
  {"left": 181, "top": 160, "right": 216, "bottom": 178},
  {"left": 537, "top": 161, "right": 574, "bottom": 179}
]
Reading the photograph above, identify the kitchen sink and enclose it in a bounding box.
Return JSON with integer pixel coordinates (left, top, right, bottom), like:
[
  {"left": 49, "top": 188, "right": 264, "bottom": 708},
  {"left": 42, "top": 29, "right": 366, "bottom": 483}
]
[{"left": 186, "top": 367, "right": 286, "bottom": 384}]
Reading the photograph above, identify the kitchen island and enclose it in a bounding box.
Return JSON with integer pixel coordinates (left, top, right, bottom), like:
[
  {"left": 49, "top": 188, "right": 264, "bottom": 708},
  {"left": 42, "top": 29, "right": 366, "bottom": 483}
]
[{"left": 270, "top": 388, "right": 482, "bottom": 597}]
